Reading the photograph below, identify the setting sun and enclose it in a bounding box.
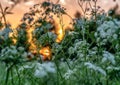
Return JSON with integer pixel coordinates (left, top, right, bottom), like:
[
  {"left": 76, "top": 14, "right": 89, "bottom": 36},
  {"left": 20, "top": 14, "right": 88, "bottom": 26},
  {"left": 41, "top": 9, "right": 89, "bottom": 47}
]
[{"left": 40, "top": 46, "right": 52, "bottom": 60}]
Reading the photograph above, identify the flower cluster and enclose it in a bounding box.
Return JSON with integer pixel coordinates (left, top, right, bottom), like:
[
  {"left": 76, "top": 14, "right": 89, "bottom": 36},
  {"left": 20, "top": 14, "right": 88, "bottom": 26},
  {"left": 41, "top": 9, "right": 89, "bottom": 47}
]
[
  {"left": 102, "top": 51, "right": 115, "bottom": 65},
  {"left": 0, "top": 45, "right": 34, "bottom": 63},
  {"left": 0, "top": 27, "right": 12, "bottom": 40},
  {"left": 95, "top": 19, "right": 120, "bottom": 45},
  {"left": 34, "top": 62, "right": 56, "bottom": 78},
  {"left": 68, "top": 40, "right": 89, "bottom": 58}
]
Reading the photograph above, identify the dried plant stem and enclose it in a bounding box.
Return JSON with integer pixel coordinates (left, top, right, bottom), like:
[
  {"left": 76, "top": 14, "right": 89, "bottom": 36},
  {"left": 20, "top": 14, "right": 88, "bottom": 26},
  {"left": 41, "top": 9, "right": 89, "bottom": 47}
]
[
  {"left": 78, "top": 0, "right": 86, "bottom": 16},
  {"left": 0, "top": 3, "right": 7, "bottom": 28},
  {"left": 56, "top": 0, "right": 60, "bottom": 4},
  {"left": 94, "top": 0, "right": 97, "bottom": 21}
]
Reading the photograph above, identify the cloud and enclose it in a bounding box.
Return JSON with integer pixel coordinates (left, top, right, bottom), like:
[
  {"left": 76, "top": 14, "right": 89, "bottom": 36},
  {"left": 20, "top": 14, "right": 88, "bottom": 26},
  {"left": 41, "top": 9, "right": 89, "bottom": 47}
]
[
  {"left": 60, "top": 0, "right": 66, "bottom": 5},
  {"left": 2, "top": 0, "right": 14, "bottom": 5},
  {"left": 24, "top": 1, "right": 35, "bottom": 6}
]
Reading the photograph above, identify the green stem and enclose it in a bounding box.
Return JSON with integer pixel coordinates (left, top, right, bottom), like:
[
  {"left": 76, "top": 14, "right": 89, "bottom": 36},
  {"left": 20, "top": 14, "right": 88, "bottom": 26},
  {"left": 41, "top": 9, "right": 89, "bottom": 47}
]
[
  {"left": 105, "top": 69, "right": 109, "bottom": 85},
  {"left": 55, "top": 61, "right": 63, "bottom": 79},
  {"left": 15, "top": 65, "right": 21, "bottom": 85},
  {"left": 10, "top": 67, "right": 15, "bottom": 85},
  {"left": 5, "top": 63, "right": 14, "bottom": 85}
]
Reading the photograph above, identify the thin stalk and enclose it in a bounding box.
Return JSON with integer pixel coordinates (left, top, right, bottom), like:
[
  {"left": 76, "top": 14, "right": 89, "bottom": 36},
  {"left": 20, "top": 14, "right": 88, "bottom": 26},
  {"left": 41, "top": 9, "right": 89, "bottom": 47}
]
[
  {"left": 0, "top": 3, "right": 7, "bottom": 28},
  {"left": 65, "top": 13, "right": 73, "bottom": 21},
  {"left": 78, "top": 0, "right": 86, "bottom": 16},
  {"left": 61, "top": 50, "right": 72, "bottom": 69},
  {"left": 15, "top": 65, "right": 21, "bottom": 85},
  {"left": 10, "top": 67, "right": 15, "bottom": 85},
  {"left": 88, "top": 1, "right": 93, "bottom": 10},
  {"left": 54, "top": 61, "right": 63, "bottom": 79},
  {"left": 106, "top": 70, "right": 109, "bottom": 85},
  {"left": 5, "top": 68, "right": 10, "bottom": 85},
  {"left": 56, "top": 0, "right": 60, "bottom": 4},
  {"left": 94, "top": 0, "right": 97, "bottom": 21},
  {"left": 84, "top": 44, "right": 89, "bottom": 84},
  {"left": 57, "top": 46, "right": 80, "bottom": 80},
  {"left": 84, "top": 2, "right": 88, "bottom": 15},
  {"left": 57, "top": 69, "right": 59, "bottom": 85},
  {"left": 5, "top": 63, "right": 14, "bottom": 85},
  {"left": 59, "top": 13, "right": 64, "bottom": 31}
]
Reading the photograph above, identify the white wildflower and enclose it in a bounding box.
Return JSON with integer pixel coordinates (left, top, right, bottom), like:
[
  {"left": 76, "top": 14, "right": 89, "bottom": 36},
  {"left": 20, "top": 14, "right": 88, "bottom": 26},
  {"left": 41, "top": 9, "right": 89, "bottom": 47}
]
[
  {"left": 88, "top": 47, "right": 98, "bottom": 56},
  {"left": 59, "top": 61, "right": 69, "bottom": 70},
  {"left": 9, "top": 55, "right": 14, "bottom": 59},
  {"left": 23, "top": 65, "right": 33, "bottom": 69},
  {"left": 74, "top": 40, "right": 89, "bottom": 51},
  {"left": 84, "top": 62, "right": 106, "bottom": 76},
  {"left": 113, "top": 34, "right": 118, "bottom": 40},
  {"left": 1, "top": 27, "right": 12, "bottom": 39},
  {"left": 68, "top": 47, "right": 75, "bottom": 55},
  {"left": 10, "top": 45, "right": 16, "bottom": 49},
  {"left": 42, "top": 62, "right": 56, "bottom": 73},
  {"left": 34, "top": 62, "right": 56, "bottom": 78},
  {"left": 0, "top": 46, "right": 28, "bottom": 62},
  {"left": 22, "top": 52, "right": 28, "bottom": 58},
  {"left": 77, "top": 51, "right": 84, "bottom": 57},
  {"left": 34, "top": 69, "right": 47, "bottom": 78},
  {"left": 95, "top": 19, "right": 120, "bottom": 44},
  {"left": 102, "top": 51, "right": 116, "bottom": 65},
  {"left": 63, "top": 69, "right": 74, "bottom": 80},
  {"left": 107, "top": 66, "right": 120, "bottom": 70},
  {"left": 115, "top": 44, "right": 119, "bottom": 49},
  {"left": 18, "top": 47, "right": 25, "bottom": 52},
  {"left": 11, "top": 49, "right": 17, "bottom": 55},
  {"left": 88, "top": 50, "right": 96, "bottom": 56},
  {"left": 68, "top": 31, "right": 78, "bottom": 36},
  {"left": 34, "top": 63, "right": 47, "bottom": 78}
]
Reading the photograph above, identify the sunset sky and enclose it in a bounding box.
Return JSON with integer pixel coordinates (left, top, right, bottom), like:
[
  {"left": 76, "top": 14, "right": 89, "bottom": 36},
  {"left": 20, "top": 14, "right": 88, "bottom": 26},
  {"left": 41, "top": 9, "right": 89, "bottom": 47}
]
[{"left": 0, "top": 0, "right": 120, "bottom": 28}]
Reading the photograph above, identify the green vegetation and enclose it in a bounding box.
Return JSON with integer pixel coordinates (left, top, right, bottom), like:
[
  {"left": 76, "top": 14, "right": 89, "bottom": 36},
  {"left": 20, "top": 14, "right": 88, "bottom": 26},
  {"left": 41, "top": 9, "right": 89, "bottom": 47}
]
[{"left": 0, "top": 0, "right": 120, "bottom": 85}]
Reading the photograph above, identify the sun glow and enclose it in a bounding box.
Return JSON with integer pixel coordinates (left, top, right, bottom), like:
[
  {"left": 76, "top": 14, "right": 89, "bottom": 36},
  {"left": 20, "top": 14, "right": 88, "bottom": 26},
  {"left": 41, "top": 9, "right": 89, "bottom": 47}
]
[
  {"left": 26, "top": 25, "right": 64, "bottom": 60},
  {"left": 27, "top": 27, "right": 52, "bottom": 60},
  {"left": 27, "top": 27, "right": 37, "bottom": 53},
  {"left": 56, "top": 27, "right": 64, "bottom": 43},
  {"left": 40, "top": 46, "right": 52, "bottom": 60},
  {"left": 60, "top": 0, "right": 66, "bottom": 5}
]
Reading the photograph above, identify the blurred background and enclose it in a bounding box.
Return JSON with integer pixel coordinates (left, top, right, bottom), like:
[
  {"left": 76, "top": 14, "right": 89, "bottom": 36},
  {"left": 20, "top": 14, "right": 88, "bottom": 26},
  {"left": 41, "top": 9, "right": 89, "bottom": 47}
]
[{"left": 0, "top": 0, "right": 120, "bottom": 28}]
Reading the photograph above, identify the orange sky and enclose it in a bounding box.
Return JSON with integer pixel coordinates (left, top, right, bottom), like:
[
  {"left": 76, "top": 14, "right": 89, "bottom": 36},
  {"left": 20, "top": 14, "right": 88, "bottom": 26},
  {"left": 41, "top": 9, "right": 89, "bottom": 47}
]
[{"left": 0, "top": 0, "right": 120, "bottom": 28}]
